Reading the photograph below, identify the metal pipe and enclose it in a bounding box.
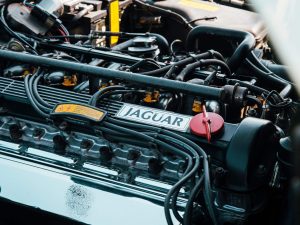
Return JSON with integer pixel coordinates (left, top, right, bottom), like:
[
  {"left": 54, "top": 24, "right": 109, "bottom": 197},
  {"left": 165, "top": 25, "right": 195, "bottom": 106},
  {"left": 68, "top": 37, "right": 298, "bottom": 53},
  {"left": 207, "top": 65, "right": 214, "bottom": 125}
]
[
  {"left": 38, "top": 42, "right": 166, "bottom": 66},
  {"left": 0, "top": 49, "right": 225, "bottom": 100}
]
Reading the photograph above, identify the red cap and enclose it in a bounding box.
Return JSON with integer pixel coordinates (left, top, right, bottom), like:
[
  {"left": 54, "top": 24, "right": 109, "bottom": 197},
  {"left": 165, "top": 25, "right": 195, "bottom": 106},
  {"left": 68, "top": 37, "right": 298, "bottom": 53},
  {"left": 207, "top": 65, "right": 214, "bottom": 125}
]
[{"left": 190, "top": 112, "right": 224, "bottom": 142}]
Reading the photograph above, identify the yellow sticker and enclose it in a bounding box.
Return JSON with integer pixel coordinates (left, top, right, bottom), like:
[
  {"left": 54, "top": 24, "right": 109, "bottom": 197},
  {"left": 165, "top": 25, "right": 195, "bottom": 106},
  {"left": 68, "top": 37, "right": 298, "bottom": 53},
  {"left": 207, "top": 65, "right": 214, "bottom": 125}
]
[
  {"left": 109, "top": 0, "right": 120, "bottom": 46},
  {"left": 53, "top": 103, "right": 106, "bottom": 122},
  {"left": 179, "top": 0, "right": 219, "bottom": 12}
]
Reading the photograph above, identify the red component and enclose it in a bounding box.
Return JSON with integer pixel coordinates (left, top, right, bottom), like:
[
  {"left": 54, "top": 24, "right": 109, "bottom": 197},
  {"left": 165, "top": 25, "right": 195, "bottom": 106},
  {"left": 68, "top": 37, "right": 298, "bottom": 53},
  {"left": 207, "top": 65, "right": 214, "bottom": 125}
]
[{"left": 189, "top": 105, "right": 224, "bottom": 142}]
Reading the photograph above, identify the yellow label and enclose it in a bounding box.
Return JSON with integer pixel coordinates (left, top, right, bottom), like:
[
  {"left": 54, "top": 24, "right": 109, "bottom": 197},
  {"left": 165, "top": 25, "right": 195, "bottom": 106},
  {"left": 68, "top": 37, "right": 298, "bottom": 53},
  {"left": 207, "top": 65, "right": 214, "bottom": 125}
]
[
  {"left": 109, "top": 0, "right": 120, "bottom": 46},
  {"left": 179, "top": 0, "right": 219, "bottom": 12},
  {"left": 54, "top": 104, "right": 105, "bottom": 122}
]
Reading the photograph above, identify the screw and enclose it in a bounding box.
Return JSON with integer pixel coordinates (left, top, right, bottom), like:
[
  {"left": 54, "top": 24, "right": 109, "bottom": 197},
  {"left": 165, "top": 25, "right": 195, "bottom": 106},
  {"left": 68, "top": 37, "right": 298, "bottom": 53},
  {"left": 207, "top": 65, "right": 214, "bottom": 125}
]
[
  {"left": 127, "top": 149, "right": 140, "bottom": 161},
  {"left": 99, "top": 145, "right": 113, "bottom": 161},
  {"left": 9, "top": 124, "right": 22, "bottom": 141},
  {"left": 80, "top": 139, "right": 93, "bottom": 150},
  {"left": 33, "top": 128, "right": 44, "bottom": 138},
  {"left": 53, "top": 135, "right": 67, "bottom": 154},
  {"left": 148, "top": 158, "right": 163, "bottom": 175}
]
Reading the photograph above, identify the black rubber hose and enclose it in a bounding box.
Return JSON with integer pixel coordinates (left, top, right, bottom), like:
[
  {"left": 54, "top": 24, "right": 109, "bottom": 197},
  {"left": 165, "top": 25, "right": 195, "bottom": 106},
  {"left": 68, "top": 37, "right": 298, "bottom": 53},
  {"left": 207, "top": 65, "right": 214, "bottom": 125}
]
[
  {"left": 143, "top": 52, "right": 211, "bottom": 76},
  {"left": 143, "top": 50, "right": 222, "bottom": 76},
  {"left": 148, "top": 33, "right": 170, "bottom": 55},
  {"left": 176, "top": 59, "right": 231, "bottom": 81},
  {"left": 204, "top": 71, "right": 218, "bottom": 85},
  {"left": 187, "top": 78, "right": 204, "bottom": 85},
  {"left": 164, "top": 65, "right": 178, "bottom": 79},
  {"left": 130, "top": 58, "right": 161, "bottom": 72},
  {"left": 111, "top": 39, "right": 135, "bottom": 51},
  {"left": 260, "top": 60, "right": 290, "bottom": 81},
  {"left": 110, "top": 32, "right": 170, "bottom": 55},
  {"left": 245, "top": 58, "right": 292, "bottom": 98},
  {"left": 89, "top": 85, "right": 125, "bottom": 106},
  {"left": 38, "top": 41, "right": 163, "bottom": 66},
  {"left": 227, "top": 79, "right": 269, "bottom": 95},
  {"left": 186, "top": 26, "right": 256, "bottom": 72},
  {"left": 0, "top": 49, "right": 226, "bottom": 101},
  {"left": 247, "top": 51, "right": 292, "bottom": 86},
  {"left": 247, "top": 51, "right": 274, "bottom": 73},
  {"left": 99, "top": 90, "right": 145, "bottom": 100}
]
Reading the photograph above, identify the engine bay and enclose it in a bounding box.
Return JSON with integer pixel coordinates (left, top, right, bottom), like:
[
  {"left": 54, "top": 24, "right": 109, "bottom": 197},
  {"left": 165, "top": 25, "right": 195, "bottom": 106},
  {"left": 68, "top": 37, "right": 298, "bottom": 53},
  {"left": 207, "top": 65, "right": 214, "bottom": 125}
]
[{"left": 0, "top": 1, "right": 297, "bottom": 225}]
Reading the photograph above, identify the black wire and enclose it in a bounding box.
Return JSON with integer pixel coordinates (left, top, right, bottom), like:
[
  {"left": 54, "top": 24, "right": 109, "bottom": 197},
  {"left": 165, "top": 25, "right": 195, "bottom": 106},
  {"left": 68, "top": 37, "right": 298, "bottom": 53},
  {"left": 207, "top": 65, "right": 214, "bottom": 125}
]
[
  {"left": 170, "top": 39, "right": 183, "bottom": 61},
  {"left": 183, "top": 174, "right": 204, "bottom": 225},
  {"left": 176, "top": 59, "right": 231, "bottom": 82},
  {"left": 104, "top": 118, "right": 195, "bottom": 221},
  {"left": 99, "top": 90, "right": 145, "bottom": 100},
  {"left": 164, "top": 65, "right": 178, "bottom": 79},
  {"left": 145, "top": 131, "right": 201, "bottom": 223},
  {"left": 60, "top": 23, "right": 70, "bottom": 37},
  {"left": 103, "top": 120, "right": 193, "bottom": 160},
  {"left": 100, "top": 119, "right": 204, "bottom": 224},
  {"left": 161, "top": 138, "right": 198, "bottom": 224},
  {"left": 28, "top": 74, "right": 51, "bottom": 112},
  {"left": 142, "top": 51, "right": 213, "bottom": 76},
  {"left": 24, "top": 74, "right": 49, "bottom": 118},
  {"left": 32, "top": 75, "right": 54, "bottom": 109},
  {"left": 89, "top": 86, "right": 125, "bottom": 106},
  {"left": 130, "top": 58, "right": 161, "bottom": 72},
  {"left": 265, "top": 90, "right": 293, "bottom": 110},
  {"left": 105, "top": 117, "right": 217, "bottom": 225},
  {"left": 56, "top": 54, "right": 80, "bottom": 62},
  {"left": 265, "top": 90, "right": 283, "bottom": 105},
  {"left": 99, "top": 126, "right": 157, "bottom": 149}
]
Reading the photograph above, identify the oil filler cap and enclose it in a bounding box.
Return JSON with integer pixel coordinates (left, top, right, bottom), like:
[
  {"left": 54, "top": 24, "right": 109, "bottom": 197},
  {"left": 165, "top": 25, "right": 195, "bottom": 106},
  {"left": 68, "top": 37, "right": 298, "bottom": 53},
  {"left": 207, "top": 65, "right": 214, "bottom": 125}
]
[{"left": 189, "top": 111, "right": 224, "bottom": 142}]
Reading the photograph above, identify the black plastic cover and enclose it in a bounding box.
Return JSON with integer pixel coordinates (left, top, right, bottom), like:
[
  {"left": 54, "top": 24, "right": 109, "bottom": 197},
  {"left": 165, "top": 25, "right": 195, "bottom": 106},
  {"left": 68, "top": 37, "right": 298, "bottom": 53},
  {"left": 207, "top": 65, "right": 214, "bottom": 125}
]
[
  {"left": 153, "top": 0, "right": 266, "bottom": 43},
  {"left": 225, "top": 117, "right": 279, "bottom": 191}
]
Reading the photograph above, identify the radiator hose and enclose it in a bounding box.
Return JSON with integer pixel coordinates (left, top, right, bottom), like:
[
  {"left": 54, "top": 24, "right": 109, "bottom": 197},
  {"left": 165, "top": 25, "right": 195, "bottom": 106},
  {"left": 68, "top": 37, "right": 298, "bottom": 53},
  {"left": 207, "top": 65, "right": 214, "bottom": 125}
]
[{"left": 186, "top": 25, "right": 256, "bottom": 72}]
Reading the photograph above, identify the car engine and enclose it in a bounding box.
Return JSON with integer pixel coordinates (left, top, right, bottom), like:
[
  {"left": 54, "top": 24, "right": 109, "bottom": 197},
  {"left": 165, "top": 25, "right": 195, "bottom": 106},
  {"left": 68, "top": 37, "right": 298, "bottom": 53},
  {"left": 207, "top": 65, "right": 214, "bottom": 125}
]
[{"left": 0, "top": 0, "right": 297, "bottom": 225}]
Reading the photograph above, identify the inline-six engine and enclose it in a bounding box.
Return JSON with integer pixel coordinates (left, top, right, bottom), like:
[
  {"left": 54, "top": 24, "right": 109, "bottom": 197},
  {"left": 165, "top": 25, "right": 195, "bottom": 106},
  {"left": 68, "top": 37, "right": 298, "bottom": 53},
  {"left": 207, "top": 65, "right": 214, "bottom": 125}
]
[{"left": 0, "top": 1, "right": 296, "bottom": 225}]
